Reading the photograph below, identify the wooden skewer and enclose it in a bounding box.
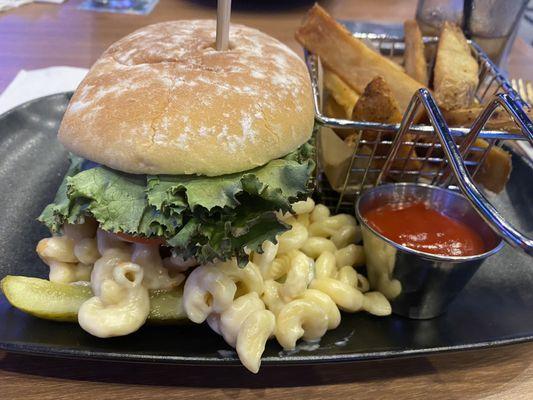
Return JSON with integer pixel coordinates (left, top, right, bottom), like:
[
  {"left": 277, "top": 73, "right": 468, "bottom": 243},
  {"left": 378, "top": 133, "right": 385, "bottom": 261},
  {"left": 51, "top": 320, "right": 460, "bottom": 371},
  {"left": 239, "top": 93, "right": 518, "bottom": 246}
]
[{"left": 216, "top": 0, "right": 232, "bottom": 51}]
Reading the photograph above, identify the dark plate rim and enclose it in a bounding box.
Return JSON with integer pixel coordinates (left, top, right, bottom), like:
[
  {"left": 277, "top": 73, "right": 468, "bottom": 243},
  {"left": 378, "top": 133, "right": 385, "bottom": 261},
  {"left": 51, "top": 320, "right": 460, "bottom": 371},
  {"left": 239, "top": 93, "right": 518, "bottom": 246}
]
[
  {"left": 0, "top": 92, "right": 73, "bottom": 121},
  {"left": 1, "top": 330, "right": 533, "bottom": 365}
]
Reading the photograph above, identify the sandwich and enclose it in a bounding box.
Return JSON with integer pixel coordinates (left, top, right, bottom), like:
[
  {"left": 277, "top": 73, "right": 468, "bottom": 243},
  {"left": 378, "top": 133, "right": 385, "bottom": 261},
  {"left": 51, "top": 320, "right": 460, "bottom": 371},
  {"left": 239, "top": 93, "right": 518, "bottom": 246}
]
[
  {"left": 40, "top": 20, "right": 316, "bottom": 266},
  {"left": 2, "top": 21, "right": 314, "bottom": 334}
]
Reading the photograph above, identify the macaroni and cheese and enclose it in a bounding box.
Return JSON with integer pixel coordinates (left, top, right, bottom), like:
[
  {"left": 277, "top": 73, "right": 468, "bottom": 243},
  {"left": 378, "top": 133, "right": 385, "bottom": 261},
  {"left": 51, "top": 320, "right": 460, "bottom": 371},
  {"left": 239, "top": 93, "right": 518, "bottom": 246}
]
[{"left": 34, "top": 199, "right": 392, "bottom": 373}]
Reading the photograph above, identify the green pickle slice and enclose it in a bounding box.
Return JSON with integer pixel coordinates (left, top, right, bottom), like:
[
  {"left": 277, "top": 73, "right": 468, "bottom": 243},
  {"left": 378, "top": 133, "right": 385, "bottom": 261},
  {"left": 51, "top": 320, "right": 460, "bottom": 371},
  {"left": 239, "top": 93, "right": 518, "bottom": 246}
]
[{"left": 0, "top": 275, "right": 186, "bottom": 323}]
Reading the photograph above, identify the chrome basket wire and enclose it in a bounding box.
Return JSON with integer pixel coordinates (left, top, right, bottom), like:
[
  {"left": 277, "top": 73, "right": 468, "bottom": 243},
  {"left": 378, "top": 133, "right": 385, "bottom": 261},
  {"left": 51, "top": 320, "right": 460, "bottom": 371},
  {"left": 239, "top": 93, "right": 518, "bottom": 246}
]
[{"left": 304, "top": 33, "right": 533, "bottom": 256}]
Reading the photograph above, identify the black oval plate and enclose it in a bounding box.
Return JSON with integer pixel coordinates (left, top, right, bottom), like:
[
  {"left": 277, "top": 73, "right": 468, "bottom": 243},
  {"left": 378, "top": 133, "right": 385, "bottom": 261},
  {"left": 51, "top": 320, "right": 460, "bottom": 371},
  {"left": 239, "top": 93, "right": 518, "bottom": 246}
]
[{"left": 1, "top": 93, "right": 533, "bottom": 365}]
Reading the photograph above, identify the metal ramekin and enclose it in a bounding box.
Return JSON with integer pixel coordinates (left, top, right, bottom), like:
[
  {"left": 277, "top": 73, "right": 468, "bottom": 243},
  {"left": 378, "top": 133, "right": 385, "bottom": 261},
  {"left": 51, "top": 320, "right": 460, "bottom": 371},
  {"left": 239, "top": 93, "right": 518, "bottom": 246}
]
[{"left": 355, "top": 183, "right": 504, "bottom": 319}]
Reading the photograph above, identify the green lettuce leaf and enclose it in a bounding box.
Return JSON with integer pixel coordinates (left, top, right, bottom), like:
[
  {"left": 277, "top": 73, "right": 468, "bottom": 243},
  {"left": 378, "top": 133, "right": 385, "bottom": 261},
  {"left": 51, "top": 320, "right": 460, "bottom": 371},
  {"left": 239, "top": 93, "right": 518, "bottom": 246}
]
[
  {"left": 166, "top": 196, "right": 291, "bottom": 265},
  {"left": 146, "top": 142, "right": 315, "bottom": 214},
  {"left": 38, "top": 140, "right": 315, "bottom": 264},
  {"left": 38, "top": 155, "right": 86, "bottom": 231},
  {"left": 67, "top": 168, "right": 148, "bottom": 234}
]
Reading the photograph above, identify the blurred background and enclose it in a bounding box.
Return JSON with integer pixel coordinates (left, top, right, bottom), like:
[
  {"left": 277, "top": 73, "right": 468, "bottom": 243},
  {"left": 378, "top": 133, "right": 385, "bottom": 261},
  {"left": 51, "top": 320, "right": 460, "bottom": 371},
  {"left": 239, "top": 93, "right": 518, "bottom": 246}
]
[{"left": 0, "top": 0, "right": 531, "bottom": 94}]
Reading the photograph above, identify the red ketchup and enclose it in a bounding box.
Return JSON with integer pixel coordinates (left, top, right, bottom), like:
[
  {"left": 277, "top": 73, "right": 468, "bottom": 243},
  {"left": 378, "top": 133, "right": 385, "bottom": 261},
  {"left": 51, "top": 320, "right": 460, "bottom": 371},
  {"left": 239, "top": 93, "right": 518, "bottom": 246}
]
[{"left": 363, "top": 201, "right": 486, "bottom": 257}]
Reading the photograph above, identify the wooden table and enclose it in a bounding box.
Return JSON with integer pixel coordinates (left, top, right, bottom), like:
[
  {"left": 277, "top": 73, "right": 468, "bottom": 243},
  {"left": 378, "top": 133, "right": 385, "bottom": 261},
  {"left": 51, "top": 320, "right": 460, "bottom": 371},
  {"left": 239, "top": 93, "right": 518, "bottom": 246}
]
[
  {"left": 2, "top": 342, "right": 533, "bottom": 400},
  {"left": 1, "top": 0, "right": 533, "bottom": 399},
  {"left": 0, "top": 0, "right": 532, "bottom": 91}
]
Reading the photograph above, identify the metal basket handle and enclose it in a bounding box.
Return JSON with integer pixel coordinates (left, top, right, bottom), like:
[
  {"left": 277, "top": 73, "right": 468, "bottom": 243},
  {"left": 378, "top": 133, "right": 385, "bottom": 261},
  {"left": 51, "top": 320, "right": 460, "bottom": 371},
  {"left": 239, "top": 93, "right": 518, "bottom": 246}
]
[
  {"left": 378, "top": 89, "right": 533, "bottom": 256},
  {"left": 437, "top": 92, "right": 533, "bottom": 187},
  {"left": 462, "top": 92, "right": 533, "bottom": 149}
]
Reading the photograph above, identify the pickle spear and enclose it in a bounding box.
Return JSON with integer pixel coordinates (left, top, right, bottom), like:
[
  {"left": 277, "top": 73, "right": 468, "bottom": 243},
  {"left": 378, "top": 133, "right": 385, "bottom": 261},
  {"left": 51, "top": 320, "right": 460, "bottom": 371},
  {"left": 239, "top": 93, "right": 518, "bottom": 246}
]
[{"left": 0, "top": 275, "right": 186, "bottom": 323}]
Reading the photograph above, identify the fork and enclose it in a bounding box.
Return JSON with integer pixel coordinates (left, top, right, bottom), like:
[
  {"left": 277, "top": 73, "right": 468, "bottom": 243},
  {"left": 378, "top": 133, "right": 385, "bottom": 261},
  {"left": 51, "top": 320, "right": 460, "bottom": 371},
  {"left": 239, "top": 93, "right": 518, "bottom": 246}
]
[{"left": 511, "top": 78, "right": 533, "bottom": 105}]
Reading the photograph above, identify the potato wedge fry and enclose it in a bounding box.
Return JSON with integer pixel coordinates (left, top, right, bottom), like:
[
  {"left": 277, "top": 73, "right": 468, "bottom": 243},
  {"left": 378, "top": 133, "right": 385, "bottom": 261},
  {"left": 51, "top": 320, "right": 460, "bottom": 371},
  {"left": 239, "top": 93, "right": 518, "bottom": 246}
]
[
  {"left": 324, "top": 95, "right": 348, "bottom": 120},
  {"left": 324, "top": 69, "right": 360, "bottom": 118},
  {"left": 469, "top": 139, "right": 512, "bottom": 193},
  {"left": 443, "top": 106, "right": 533, "bottom": 133},
  {"left": 352, "top": 76, "right": 403, "bottom": 125},
  {"left": 404, "top": 20, "right": 428, "bottom": 86},
  {"left": 348, "top": 77, "right": 422, "bottom": 171},
  {"left": 295, "top": 4, "right": 426, "bottom": 114},
  {"left": 324, "top": 95, "right": 359, "bottom": 140},
  {"left": 434, "top": 22, "right": 479, "bottom": 110}
]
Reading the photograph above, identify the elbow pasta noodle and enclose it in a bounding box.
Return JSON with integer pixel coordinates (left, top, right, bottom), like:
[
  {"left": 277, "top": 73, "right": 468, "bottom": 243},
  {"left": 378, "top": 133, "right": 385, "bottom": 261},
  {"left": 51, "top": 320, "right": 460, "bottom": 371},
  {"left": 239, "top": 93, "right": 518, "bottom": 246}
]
[
  {"left": 48, "top": 261, "right": 91, "bottom": 284},
  {"left": 217, "top": 259, "right": 264, "bottom": 296},
  {"left": 74, "top": 263, "right": 93, "bottom": 282},
  {"left": 277, "top": 222, "right": 308, "bottom": 254},
  {"left": 275, "top": 296, "right": 329, "bottom": 349},
  {"left": 261, "top": 254, "right": 291, "bottom": 281},
  {"left": 331, "top": 225, "right": 360, "bottom": 249},
  {"left": 47, "top": 261, "right": 73, "bottom": 284},
  {"left": 275, "top": 287, "right": 341, "bottom": 350},
  {"left": 252, "top": 240, "right": 279, "bottom": 277},
  {"left": 362, "top": 292, "right": 392, "bottom": 316},
  {"left": 308, "top": 222, "right": 337, "bottom": 237},
  {"left": 34, "top": 199, "right": 396, "bottom": 373},
  {"left": 310, "top": 278, "right": 364, "bottom": 312},
  {"left": 376, "top": 273, "right": 402, "bottom": 300},
  {"left": 74, "top": 238, "right": 100, "bottom": 265},
  {"left": 183, "top": 265, "right": 237, "bottom": 323},
  {"left": 37, "top": 236, "right": 78, "bottom": 264},
  {"left": 292, "top": 198, "right": 315, "bottom": 215},
  {"left": 206, "top": 291, "right": 275, "bottom": 373},
  {"left": 310, "top": 204, "right": 330, "bottom": 222},
  {"left": 295, "top": 212, "right": 311, "bottom": 228},
  {"left": 261, "top": 279, "right": 285, "bottom": 316},
  {"left": 78, "top": 261, "right": 150, "bottom": 338},
  {"left": 337, "top": 266, "right": 358, "bottom": 287},
  {"left": 132, "top": 243, "right": 184, "bottom": 290},
  {"left": 315, "top": 251, "right": 337, "bottom": 279},
  {"left": 90, "top": 248, "right": 133, "bottom": 296},
  {"left": 276, "top": 211, "right": 297, "bottom": 226},
  {"left": 217, "top": 292, "right": 265, "bottom": 347},
  {"left": 279, "top": 250, "right": 313, "bottom": 302},
  {"left": 300, "top": 237, "right": 337, "bottom": 259},
  {"left": 206, "top": 313, "right": 223, "bottom": 335},
  {"left": 361, "top": 226, "right": 402, "bottom": 300},
  {"left": 301, "top": 289, "right": 341, "bottom": 330},
  {"left": 207, "top": 292, "right": 275, "bottom": 373},
  {"left": 309, "top": 215, "right": 357, "bottom": 238},
  {"left": 334, "top": 244, "right": 366, "bottom": 268},
  {"left": 329, "top": 214, "right": 357, "bottom": 229},
  {"left": 236, "top": 309, "right": 276, "bottom": 374}
]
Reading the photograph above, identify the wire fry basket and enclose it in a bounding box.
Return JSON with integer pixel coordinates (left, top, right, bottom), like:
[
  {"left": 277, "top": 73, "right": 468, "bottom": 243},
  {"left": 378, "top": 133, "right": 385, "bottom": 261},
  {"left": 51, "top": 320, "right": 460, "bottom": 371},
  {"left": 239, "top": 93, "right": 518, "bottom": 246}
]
[{"left": 304, "top": 33, "right": 533, "bottom": 255}]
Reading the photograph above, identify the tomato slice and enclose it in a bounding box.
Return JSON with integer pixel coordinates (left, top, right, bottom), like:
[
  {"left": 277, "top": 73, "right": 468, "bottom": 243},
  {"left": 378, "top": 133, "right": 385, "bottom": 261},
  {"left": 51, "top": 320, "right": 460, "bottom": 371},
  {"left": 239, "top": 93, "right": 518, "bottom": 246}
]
[{"left": 115, "top": 232, "right": 166, "bottom": 246}]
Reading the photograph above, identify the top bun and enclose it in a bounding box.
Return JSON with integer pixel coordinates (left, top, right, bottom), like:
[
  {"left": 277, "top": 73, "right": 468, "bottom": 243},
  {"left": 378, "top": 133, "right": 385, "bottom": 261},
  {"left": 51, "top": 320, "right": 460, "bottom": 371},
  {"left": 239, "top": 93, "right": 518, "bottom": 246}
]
[{"left": 58, "top": 20, "right": 315, "bottom": 176}]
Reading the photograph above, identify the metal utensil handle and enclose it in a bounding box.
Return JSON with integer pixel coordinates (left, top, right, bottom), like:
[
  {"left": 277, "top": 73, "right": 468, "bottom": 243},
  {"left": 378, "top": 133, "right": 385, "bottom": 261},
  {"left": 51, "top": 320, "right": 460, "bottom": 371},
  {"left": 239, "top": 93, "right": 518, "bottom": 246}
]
[{"left": 379, "top": 89, "right": 533, "bottom": 256}]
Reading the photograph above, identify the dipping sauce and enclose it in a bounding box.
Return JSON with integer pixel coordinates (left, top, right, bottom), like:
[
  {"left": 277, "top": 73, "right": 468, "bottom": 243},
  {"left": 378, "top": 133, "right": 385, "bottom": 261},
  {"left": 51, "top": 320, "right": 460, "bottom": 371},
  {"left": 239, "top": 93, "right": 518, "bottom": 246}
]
[{"left": 364, "top": 201, "right": 486, "bottom": 257}]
